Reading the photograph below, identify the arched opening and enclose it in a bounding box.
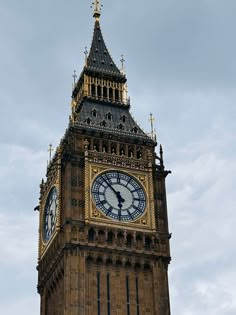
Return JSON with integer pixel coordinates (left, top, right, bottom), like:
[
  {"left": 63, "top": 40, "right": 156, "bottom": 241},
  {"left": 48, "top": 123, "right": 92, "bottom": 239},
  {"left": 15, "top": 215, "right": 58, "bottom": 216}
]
[
  {"left": 111, "top": 143, "right": 116, "bottom": 154},
  {"left": 117, "top": 232, "right": 124, "bottom": 246},
  {"left": 98, "top": 230, "right": 105, "bottom": 243},
  {"left": 91, "top": 109, "right": 97, "bottom": 117},
  {"left": 145, "top": 237, "right": 152, "bottom": 250},
  {"left": 85, "top": 117, "right": 91, "bottom": 125},
  {"left": 109, "top": 87, "right": 113, "bottom": 100},
  {"left": 97, "top": 85, "right": 101, "bottom": 98},
  {"left": 88, "top": 228, "right": 95, "bottom": 241},
  {"left": 91, "top": 84, "right": 96, "bottom": 97},
  {"left": 107, "top": 231, "right": 114, "bottom": 244},
  {"left": 126, "top": 234, "right": 133, "bottom": 248},
  {"left": 115, "top": 89, "right": 119, "bottom": 101},
  {"left": 103, "top": 86, "right": 107, "bottom": 98},
  {"left": 106, "top": 112, "right": 112, "bottom": 120},
  {"left": 101, "top": 120, "right": 107, "bottom": 127},
  {"left": 136, "top": 234, "right": 143, "bottom": 249}
]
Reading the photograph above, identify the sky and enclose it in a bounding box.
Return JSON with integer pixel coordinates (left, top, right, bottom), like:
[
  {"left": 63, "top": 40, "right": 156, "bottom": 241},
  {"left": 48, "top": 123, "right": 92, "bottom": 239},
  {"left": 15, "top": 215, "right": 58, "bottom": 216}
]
[{"left": 0, "top": 0, "right": 236, "bottom": 314}]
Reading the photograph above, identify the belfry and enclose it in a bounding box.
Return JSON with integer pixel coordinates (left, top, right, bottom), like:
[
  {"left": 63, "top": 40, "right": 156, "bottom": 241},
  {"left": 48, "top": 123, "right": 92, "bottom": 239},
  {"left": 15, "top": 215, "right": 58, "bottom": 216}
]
[{"left": 37, "top": 2, "right": 172, "bottom": 314}]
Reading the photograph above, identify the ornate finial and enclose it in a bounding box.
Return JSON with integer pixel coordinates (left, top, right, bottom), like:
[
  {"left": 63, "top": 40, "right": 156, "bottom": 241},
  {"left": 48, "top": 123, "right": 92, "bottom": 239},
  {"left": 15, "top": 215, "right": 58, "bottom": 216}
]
[
  {"left": 84, "top": 47, "right": 88, "bottom": 65},
  {"left": 149, "top": 113, "right": 155, "bottom": 140},
  {"left": 120, "top": 55, "right": 125, "bottom": 74},
  {"left": 160, "top": 144, "right": 164, "bottom": 168},
  {"left": 72, "top": 70, "right": 77, "bottom": 87},
  {"left": 48, "top": 144, "right": 54, "bottom": 161},
  {"left": 91, "top": 0, "right": 103, "bottom": 20}
]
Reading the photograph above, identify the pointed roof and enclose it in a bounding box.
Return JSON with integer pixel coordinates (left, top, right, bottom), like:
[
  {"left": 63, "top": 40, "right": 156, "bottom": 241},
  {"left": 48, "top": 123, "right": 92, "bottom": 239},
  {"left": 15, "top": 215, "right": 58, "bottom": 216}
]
[{"left": 85, "top": 20, "right": 122, "bottom": 77}]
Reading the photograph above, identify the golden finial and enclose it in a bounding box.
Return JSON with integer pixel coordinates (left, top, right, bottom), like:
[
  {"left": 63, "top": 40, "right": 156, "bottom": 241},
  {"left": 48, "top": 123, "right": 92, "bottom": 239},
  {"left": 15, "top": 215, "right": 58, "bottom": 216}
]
[
  {"left": 149, "top": 113, "right": 155, "bottom": 139},
  {"left": 72, "top": 70, "right": 77, "bottom": 87},
  {"left": 84, "top": 47, "right": 88, "bottom": 65},
  {"left": 91, "top": 0, "right": 103, "bottom": 21}
]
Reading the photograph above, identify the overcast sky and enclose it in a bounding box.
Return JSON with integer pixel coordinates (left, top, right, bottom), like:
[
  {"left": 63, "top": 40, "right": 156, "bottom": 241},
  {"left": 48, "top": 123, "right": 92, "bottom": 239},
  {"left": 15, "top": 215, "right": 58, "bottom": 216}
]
[{"left": 0, "top": 0, "right": 236, "bottom": 314}]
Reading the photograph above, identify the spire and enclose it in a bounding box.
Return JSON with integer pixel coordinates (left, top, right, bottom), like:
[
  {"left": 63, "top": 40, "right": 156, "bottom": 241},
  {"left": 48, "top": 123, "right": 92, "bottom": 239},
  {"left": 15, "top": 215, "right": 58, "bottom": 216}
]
[{"left": 85, "top": 1, "right": 123, "bottom": 77}]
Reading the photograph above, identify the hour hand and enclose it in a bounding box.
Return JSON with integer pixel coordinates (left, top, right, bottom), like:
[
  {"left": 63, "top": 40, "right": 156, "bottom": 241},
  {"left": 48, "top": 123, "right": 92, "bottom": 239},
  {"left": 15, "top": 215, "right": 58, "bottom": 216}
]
[
  {"left": 116, "top": 191, "right": 125, "bottom": 209},
  {"left": 116, "top": 191, "right": 125, "bottom": 203}
]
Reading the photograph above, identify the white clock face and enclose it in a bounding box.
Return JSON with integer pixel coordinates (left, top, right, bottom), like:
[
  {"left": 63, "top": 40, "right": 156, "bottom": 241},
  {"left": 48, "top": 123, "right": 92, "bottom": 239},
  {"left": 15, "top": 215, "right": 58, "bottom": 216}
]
[
  {"left": 43, "top": 187, "right": 58, "bottom": 242},
  {"left": 91, "top": 170, "right": 146, "bottom": 222}
]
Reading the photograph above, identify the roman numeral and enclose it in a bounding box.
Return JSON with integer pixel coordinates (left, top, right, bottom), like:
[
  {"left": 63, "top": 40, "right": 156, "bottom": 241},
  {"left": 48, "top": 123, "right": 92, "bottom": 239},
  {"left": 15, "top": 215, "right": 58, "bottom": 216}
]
[
  {"left": 131, "top": 188, "right": 141, "bottom": 193},
  {"left": 134, "top": 198, "right": 145, "bottom": 202},
  {"left": 106, "top": 207, "right": 113, "bottom": 216},
  {"left": 96, "top": 200, "right": 107, "bottom": 206}
]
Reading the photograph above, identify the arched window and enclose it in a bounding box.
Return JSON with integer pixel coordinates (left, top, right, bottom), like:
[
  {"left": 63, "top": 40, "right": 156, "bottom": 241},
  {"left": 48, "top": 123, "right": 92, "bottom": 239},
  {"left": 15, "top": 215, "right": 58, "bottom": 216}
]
[
  {"left": 107, "top": 231, "right": 113, "bottom": 244},
  {"left": 136, "top": 234, "right": 143, "bottom": 248},
  {"left": 145, "top": 237, "right": 152, "bottom": 250},
  {"left": 101, "top": 120, "right": 107, "bottom": 127},
  {"left": 97, "top": 85, "right": 101, "bottom": 98},
  {"left": 91, "top": 109, "right": 97, "bottom": 117},
  {"left": 115, "top": 89, "right": 119, "bottom": 101},
  {"left": 91, "top": 84, "right": 96, "bottom": 97},
  {"left": 121, "top": 115, "right": 126, "bottom": 123},
  {"left": 106, "top": 112, "right": 112, "bottom": 120},
  {"left": 85, "top": 117, "right": 91, "bottom": 125},
  {"left": 88, "top": 228, "right": 95, "bottom": 241},
  {"left": 109, "top": 87, "right": 113, "bottom": 100},
  {"left": 126, "top": 234, "right": 133, "bottom": 248},
  {"left": 103, "top": 86, "right": 107, "bottom": 98},
  {"left": 132, "top": 126, "right": 138, "bottom": 134}
]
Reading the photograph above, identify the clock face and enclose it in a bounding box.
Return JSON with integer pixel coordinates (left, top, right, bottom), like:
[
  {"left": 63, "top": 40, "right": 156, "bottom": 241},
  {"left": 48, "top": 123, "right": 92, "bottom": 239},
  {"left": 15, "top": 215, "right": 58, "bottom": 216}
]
[
  {"left": 43, "top": 187, "right": 58, "bottom": 242},
  {"left": 91, "top": 170, "right": 146, "bottom": 222}
]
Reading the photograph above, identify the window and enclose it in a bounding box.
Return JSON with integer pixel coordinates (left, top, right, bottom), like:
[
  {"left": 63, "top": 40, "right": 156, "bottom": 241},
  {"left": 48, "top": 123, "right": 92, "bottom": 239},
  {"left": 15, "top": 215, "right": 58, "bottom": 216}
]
[
  {"left": 88, "top": 228, "right": 95, "bottom": 241},
  {"left": 92, "top": 109, "right": 97, "bottom": 117},
  {"left": 97, "top": 85, "right": 101, "bottom": 98},
  {"left": 121, "top": 115, "right": 126, "bottom": 123},
  {"left": 101, "top": 120, "right": 107, "bottom": 127},
  {"left": 91, "top": 84, "right": 96, "bottom": 96},
  {"left": 107, "top": 231, "right": 113, "bottom": 244},
  {"left": 103, "top": 86, "right": 107, "bottom": 98},
  {"left": 145, "top": 237, "right": 152, "bottom": 250},
  {"left": 106, "top": 112, "right": 112, "bottom": 120},
  {"left": 115, "top": 89, "right": 119, "bottom": 101},
  {"left": 109, "top": 87, "right": 113, "bottom": 100},
  {"left": 85, "top": 117, "right": 91, "bottom": 125}
]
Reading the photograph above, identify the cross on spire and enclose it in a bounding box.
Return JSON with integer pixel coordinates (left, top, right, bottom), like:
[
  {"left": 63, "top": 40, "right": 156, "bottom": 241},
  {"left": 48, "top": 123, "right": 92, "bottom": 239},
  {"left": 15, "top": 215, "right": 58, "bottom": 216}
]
[{"left": 91, "top": 0, "right": 103, "bottom": 20}]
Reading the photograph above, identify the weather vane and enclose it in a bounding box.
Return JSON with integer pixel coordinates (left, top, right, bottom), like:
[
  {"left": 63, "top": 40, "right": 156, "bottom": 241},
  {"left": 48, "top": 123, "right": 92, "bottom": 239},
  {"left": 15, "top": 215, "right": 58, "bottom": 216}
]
[{"left": 91, "top": 0, "right": 103, "bottom": 20}]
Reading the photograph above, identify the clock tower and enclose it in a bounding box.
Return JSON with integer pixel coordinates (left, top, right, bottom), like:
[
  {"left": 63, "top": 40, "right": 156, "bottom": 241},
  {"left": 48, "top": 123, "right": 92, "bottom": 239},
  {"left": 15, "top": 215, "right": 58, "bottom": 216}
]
[{"left": 37, "top": 3, "right": 171, "bottom": 314}]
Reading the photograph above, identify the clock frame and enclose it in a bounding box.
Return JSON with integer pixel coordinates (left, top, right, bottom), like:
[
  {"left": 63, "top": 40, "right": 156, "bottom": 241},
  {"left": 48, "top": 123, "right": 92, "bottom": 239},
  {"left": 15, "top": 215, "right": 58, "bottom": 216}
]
[{"left": 85, "top": 161, "right": 156, "bottom": 231}]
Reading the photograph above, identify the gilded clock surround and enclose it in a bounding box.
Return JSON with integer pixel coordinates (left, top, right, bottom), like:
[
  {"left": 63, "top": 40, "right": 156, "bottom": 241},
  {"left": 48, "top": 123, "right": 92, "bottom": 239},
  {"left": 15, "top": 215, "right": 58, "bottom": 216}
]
[
  {"left": 84, "top": 141, "right": 156, "bottom": 231},
  {"left": 38, "top": 148, "right": 62, "bottom": 257}
]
